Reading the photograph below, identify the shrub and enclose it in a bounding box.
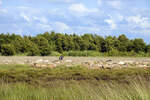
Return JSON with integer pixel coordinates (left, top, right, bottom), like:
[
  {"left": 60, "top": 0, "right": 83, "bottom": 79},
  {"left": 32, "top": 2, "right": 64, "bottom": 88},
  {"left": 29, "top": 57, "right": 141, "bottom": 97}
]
[
  {"left": 107, "top": 49, "right": 120, "bottom": 56},
  {"left": 0, "top": 44, "right": 16, "bottom": 56},
  {"left": 50, "top": 51, "right": 61, "bottom": 56},
  {"left": 63, "top": 51, "right": 102, "bottom": 56}
]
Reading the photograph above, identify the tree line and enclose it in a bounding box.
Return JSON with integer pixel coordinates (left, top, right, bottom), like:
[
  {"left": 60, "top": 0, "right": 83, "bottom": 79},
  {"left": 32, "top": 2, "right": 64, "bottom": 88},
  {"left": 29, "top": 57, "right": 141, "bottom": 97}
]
[{"left": 0, "top": 31, "right": 150, "bottom": 56}]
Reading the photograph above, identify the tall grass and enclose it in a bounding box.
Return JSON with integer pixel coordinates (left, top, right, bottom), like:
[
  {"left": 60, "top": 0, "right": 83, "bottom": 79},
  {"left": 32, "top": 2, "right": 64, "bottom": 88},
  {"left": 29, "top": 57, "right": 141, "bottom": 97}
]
[
  {"left": 0, "top": 78, "right": 150, "bottom": 100},
  {"left": 0, "top": 65, "right": 150, "bottom": 99}
]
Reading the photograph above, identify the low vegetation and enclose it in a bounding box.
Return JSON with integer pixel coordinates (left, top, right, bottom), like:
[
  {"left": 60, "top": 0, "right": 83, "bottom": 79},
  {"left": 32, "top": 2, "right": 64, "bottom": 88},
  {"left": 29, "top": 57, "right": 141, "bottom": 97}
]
[
  {"left": 0, "top": 64, "right": 149, "bottom": 85},
  {"left": 0, "top": 64, "right": 150, "bottom": 99},
  {"left": 0, "top": 65, "right": 150, "bottom": 100},
  {"left": 0, "top": 79, "right": 150, "bottom": 100}
]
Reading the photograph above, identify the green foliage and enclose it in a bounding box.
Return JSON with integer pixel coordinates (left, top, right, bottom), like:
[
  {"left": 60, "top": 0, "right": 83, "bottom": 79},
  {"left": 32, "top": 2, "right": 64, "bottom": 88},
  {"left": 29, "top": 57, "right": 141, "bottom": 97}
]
[
  {"left": 27, "top": 43, "right": 40, "bottom": 56},
  {"left": 146, "top": 44, "right": 150, "bottom": 53},
  {"left": 50, "top": 51, "right": 61, "bottom": 56},
  {"left": 0, "top": 32, "right": 149, "bottom": 56},
  {"left": 32, "top": 36, "right": 51, "bottom": 56},
  {"left": 12, "top": 35, "right": 24, "bottom": 53},
  {"left": 133, "top": 38, "right": 146, "bottom": 53},
  {"left": 107, "top": 48, "right": 120, "bottom": 56},
  {"left": 63, "top": 51, "right": 103, "bottom": 56},
  {"left": 117, "top": 34, "right": 129, "bottom": 52},
  {"left": 0, "top": 44, "right": 15, "bottom": 56}
]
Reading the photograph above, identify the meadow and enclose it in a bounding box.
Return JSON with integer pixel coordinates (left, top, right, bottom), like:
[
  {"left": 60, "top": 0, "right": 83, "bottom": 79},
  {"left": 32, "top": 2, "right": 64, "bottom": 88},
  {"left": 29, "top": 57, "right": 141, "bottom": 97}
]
[{"left": 0, "top": 64, "right": 150, "bottom": 100}]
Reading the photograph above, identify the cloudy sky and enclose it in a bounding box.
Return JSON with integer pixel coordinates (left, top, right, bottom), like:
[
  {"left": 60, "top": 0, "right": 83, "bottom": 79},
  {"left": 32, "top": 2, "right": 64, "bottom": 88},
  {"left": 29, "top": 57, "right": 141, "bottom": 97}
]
[{"left": 0, "top": 0, "right": 150, "bottom": 42}]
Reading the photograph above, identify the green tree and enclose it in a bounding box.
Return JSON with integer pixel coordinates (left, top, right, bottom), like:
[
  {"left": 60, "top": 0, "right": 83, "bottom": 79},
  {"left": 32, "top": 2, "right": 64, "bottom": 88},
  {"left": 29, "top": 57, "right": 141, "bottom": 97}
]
[
  {"left": 104, "top": 36, "right": 117, "bottom": 52},
  {"left": 93, "top": 35, "right": 104, "bottom": 51},
  {"left": 66, "top": 34, "right": 75, "bottom": 51},
  {"left": 146, "top": 44, "right": 150, "bottom": 53},
  {"left": 126, "top": 40, "right": 134, "bottom": 52},
  {"left": 27, "top": 43, "right": 40, "bottom": 56},
  {"left": 12, "top": 35, "right": 24, "bottom": 53},
  {"left": 1, "top": 44, "right": 15, "bottom": 56},
  {"left": 54, "top": 34, "right": 64, "bottom": 53},
  {"left": 72, "top": 34, "right": 81, "bottom": 51},
  {"left": 117, "top": 34, "right": 129, "bottom": 52},
  {"left": 82, "top": 34, "right": 93, "bottom": 50},
  {"left": 133, "top": 39, "right": 146, "bottom": 53},
  {"left": 33, "top": 36, "right": 51, "bottom": 56}
]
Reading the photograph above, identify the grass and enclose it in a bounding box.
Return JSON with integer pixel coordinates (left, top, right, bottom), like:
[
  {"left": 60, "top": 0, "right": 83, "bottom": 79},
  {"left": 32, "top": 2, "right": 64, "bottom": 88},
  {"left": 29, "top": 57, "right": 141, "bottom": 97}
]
[
  {"left": 0, "top": 78, "right": 150, "bottom": 100},
  {"left": 0, "top": 64, "right": 150, "bottom": 85},
  {"left": 6, "top": 50, "right": 150, "bottom": 57},
  {"left": 63, "top": 51, "right": 103, "bottom": 57},
  {"left": 0, "top": 64, "right": 150, "bottom": 99},
  {"left": 48, "top": 50, "right": 150, "bottom": 57}
]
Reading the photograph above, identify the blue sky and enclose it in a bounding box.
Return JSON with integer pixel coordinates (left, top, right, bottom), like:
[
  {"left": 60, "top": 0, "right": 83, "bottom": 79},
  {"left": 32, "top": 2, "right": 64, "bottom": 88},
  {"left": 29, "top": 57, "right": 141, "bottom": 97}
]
[{"left": 0, "top": 0, "right": 150, "bottom": 43}]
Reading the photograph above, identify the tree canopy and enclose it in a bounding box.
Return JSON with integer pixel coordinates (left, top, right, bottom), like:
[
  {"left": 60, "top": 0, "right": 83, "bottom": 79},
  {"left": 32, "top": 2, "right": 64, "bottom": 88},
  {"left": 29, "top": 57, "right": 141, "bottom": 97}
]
[{"left": 0, "top": 32, "right": 149, "bottom": 56}]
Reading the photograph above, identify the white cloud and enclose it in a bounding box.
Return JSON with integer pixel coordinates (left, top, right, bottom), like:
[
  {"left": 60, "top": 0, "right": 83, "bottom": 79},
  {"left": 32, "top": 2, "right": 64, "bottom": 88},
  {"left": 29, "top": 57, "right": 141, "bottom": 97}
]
[
  {"left": 76, "top": 26, "right": 101, "bottom": 33},
  {"left": 69, "top": 4, "right": 87, "bottom": 13},
  {"left": 0, "top": 0, "right": 2, "bottom": 5},
  {"left": 53, "top": 22, "right": 70, "bottom": 32},
  {"left": 129, "top": 29, "right": 150, "bottom": 36},
  {"left": 106, "top": 0, "right": 122, "bottom": 9},
  {"left": 105, "top": 19, "right": 117, "bottom": 30},
  {"left": 20, "top": 12, "right": 30, "bottom": 22},
  {"left": 36, "top": 23, "right": 52, "bottom": 31},
  {"left": 19, "top": 8, "right": 48, "bottom": 24},
  {"left": 127, "top": 15, "right": 143, "bottom": 23},
  {"left": 97, "top": 0, "right": 102, "bottom": 5},
  {"left": 118, "top": 14, "right": 124, "bottom": 21},
  {"left": 38, "top": 17, "right": 48, "bottom": 24},
  {"left": 33, "top": 16, "right": 48, "bottom": 24},
  {"left": 17, "top": 6, "right": 41, "bottom": 15},
  {"left": 0, "top": 9, "right": 7, "bottom": 14},
  {"left": 24, "top": 0, "right": 73, "bottom": 3},
  {"left": 73, "top": 26, "right": 112, "bottom": 36},
  {"left": 48, "top": 0, "right": 73, "bottom": 3},
  {"left": 127, "top": 15, "right": 150, "bottom": 29},
  {"left": 69, "top": 3, "right": 98, "bottom": 13},
  {"left": 107, "top": 14, "right": 124, "bottom": 22}
]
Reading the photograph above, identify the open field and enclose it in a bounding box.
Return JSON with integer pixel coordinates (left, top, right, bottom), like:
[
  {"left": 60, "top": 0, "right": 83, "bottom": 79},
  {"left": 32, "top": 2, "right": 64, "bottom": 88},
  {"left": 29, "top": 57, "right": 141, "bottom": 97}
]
[
  {"left": 0, "top": 56, "right": 150, "bottom": 64},
  {"left": 0, "top": 56, "right": 150, "bottom": 72},
  {"left": 1, "top": 57, "right": 150, "bottom": 68},
  {"left": 0, "top": 57, "right": 150, "bottom": 100},
  {"left": 0, "top": 64, "right": 150, "bottom": 84},
  {"left": 0, "top": 65, "right": 150, "bottom": 100}
]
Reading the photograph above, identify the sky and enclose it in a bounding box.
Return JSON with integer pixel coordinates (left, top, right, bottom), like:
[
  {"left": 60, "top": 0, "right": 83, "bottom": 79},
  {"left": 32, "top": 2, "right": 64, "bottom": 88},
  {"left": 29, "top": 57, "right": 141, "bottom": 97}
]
[{"left": 0, "top": 0, "right": 150, "bottom": 43}]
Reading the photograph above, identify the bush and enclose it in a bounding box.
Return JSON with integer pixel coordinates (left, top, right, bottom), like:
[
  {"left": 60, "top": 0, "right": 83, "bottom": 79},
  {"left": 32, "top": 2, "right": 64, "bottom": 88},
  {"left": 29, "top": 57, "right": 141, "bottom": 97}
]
[
  {"left": 127, "top": 50, "right": 137, "bottom": 56},
  {"left": 106, "top": 49, "right": 120, "bottom": 56},
  {"left": 50, "top": 51, "right": 61, "bottom": 56},
  {"left": 0, "top": 44, "right": 16, "bottom": 56},
  {"left": 63, "top": 51, "right": 102, "bottom": 56}
]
